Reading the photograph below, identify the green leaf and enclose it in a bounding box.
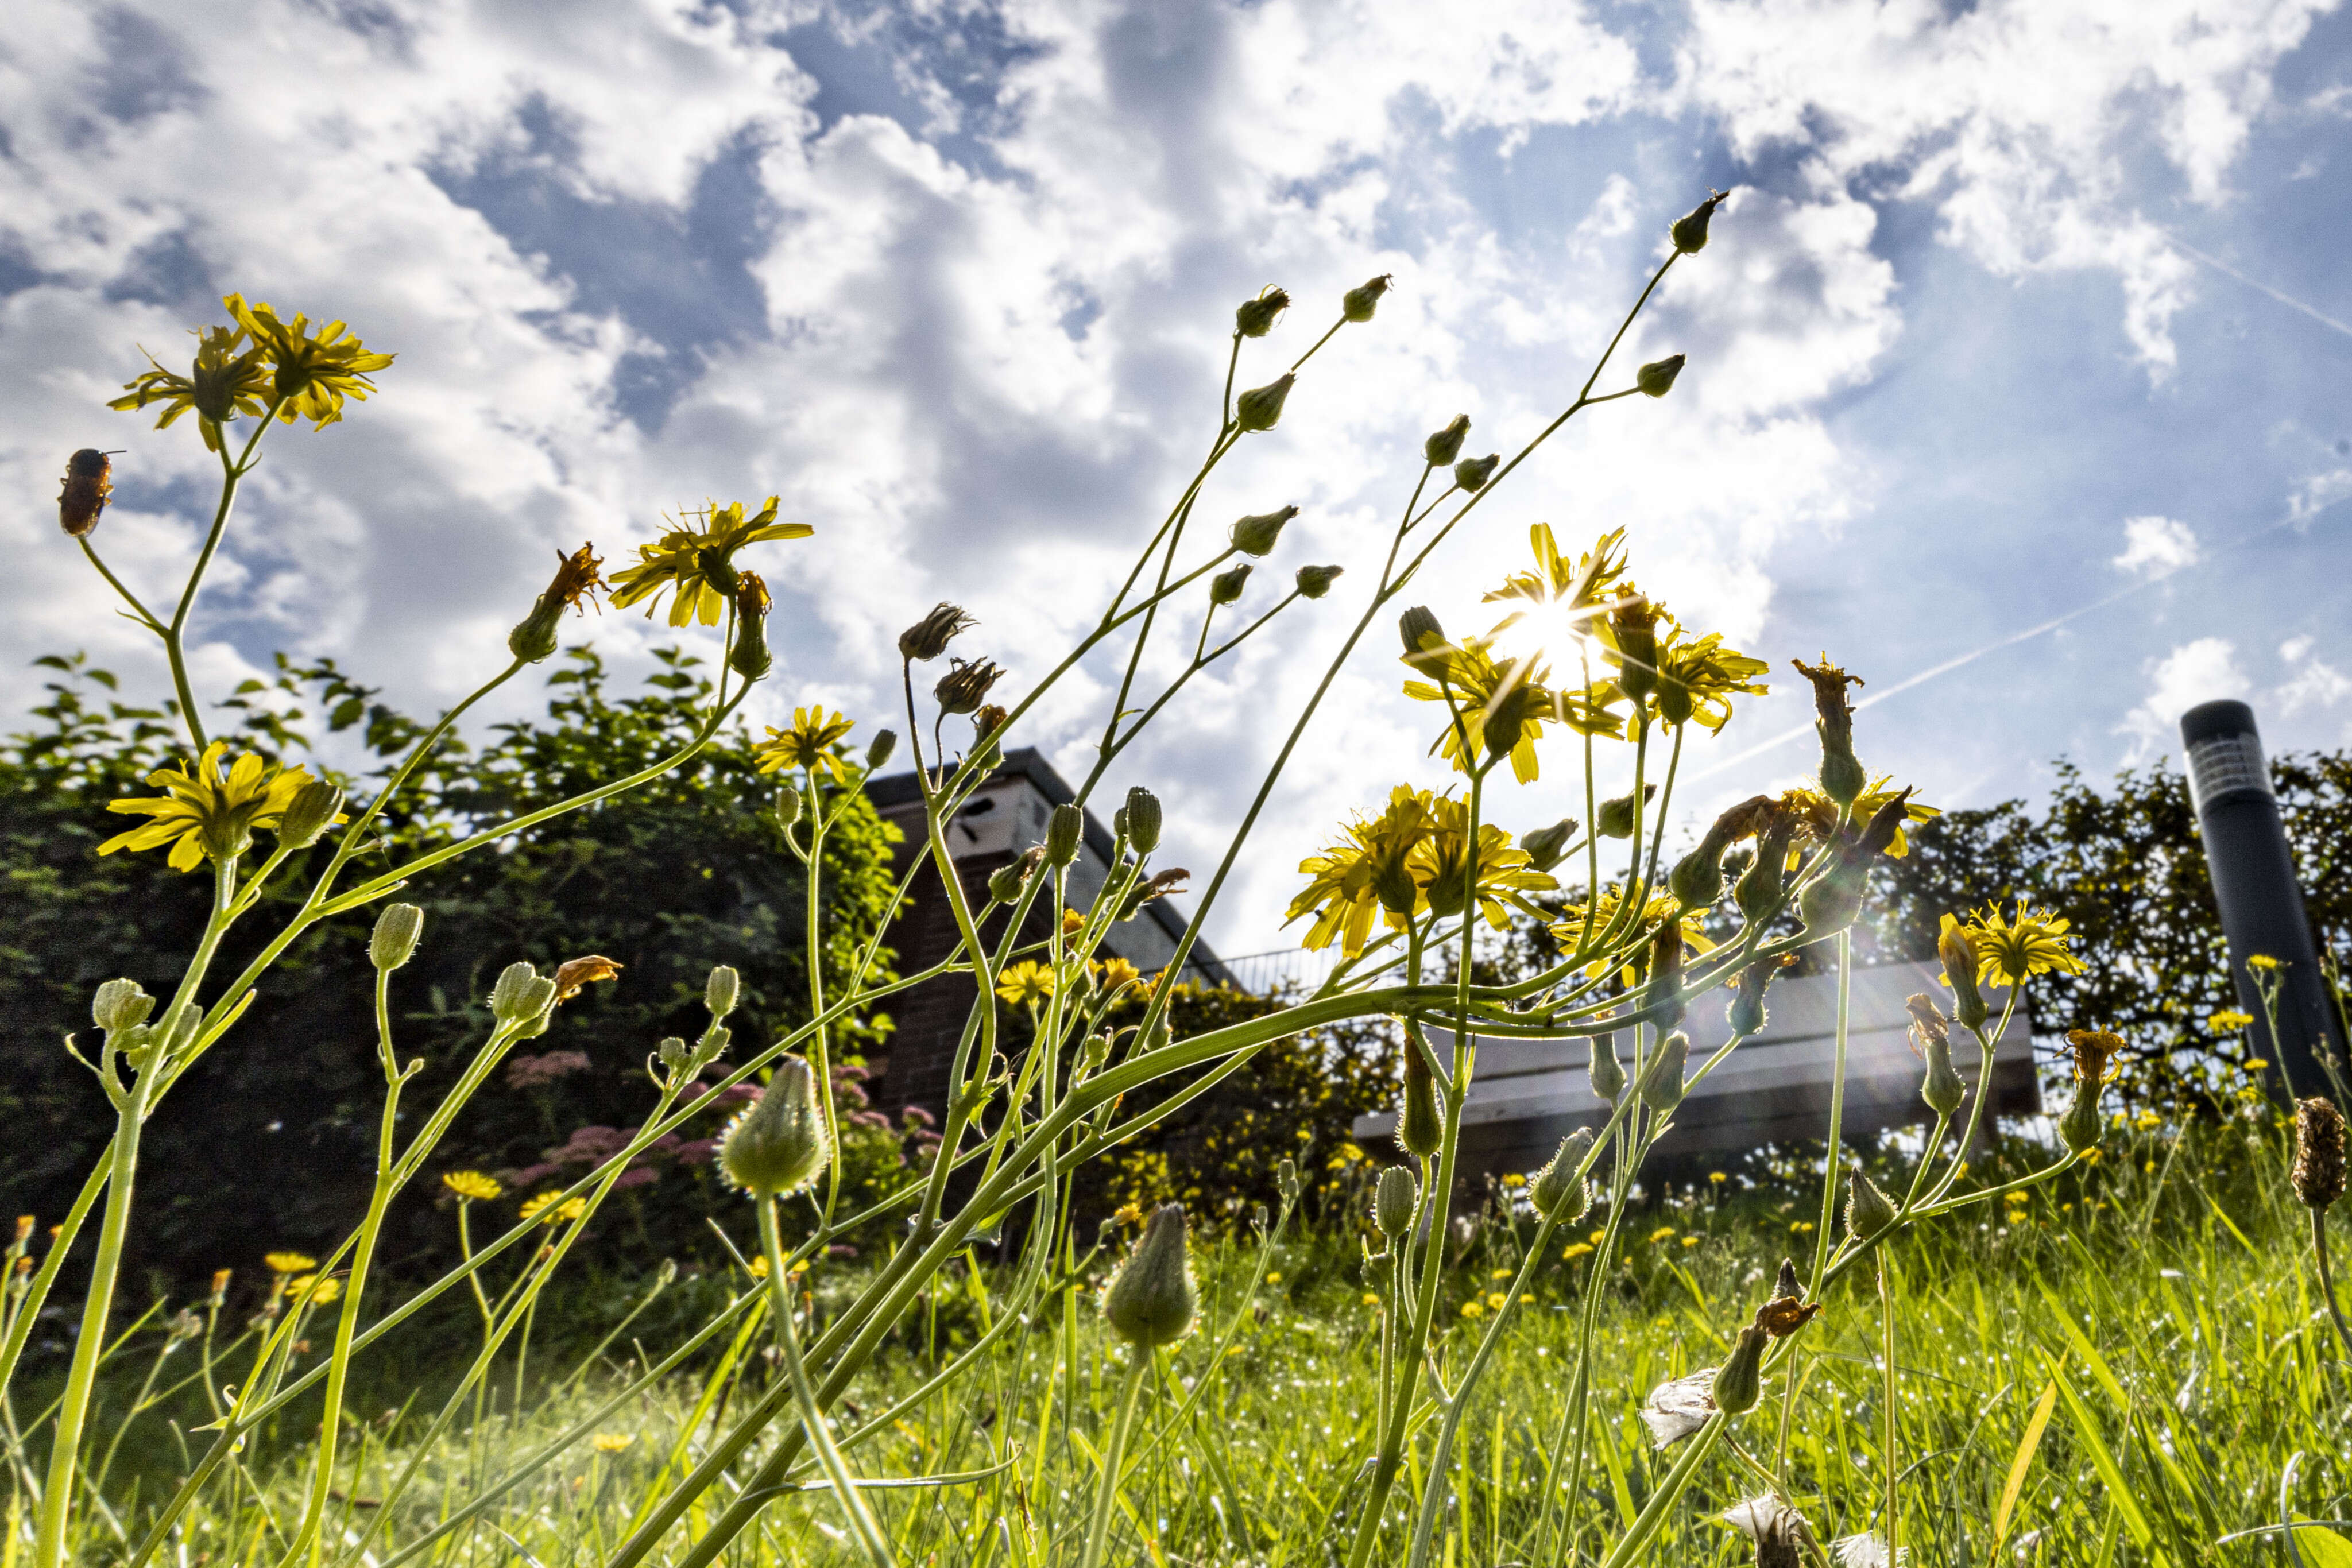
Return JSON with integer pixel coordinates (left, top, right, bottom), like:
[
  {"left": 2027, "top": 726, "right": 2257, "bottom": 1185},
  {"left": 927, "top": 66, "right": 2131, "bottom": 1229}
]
[
  {"left": 2291, "top": 1519, "right": 2352, "bottom": 1568},
  {"left": 1993, "top": 1377, "right": 2059, "bottom": 1551}
]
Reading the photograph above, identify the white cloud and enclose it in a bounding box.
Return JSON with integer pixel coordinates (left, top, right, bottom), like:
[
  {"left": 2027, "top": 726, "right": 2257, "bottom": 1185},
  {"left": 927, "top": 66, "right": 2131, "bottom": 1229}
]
[
  {"left": 2118, "top": 636, "right": 2247, "bottom": 758},
  {"left": 2276, "top": 635, "right": 2352, "bottom": 715},
  {"left": 2112, "top": 514, "right": 2202, "bottom": 578}
]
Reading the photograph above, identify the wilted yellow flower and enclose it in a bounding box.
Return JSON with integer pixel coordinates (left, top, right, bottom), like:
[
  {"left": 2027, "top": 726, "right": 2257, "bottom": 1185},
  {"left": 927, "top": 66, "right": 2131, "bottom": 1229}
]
[
  {"left": 264, "top": 1252, "right": 317, "bottom": 1275},
  {"left": 2209, "top": 1009, "right": 2255, "bottom": 1033},
  {"left": 551, "top": 955, "right": 624, "bottom": 1004},
  {"left": 996, "top": 960, "right": 1056, "bottom": 1006},
  {"left": 223, "top": 294, "right": 395, "bottom": 428},
  {"left": 608, "top": 498, "right": 812, "bottom": 627},
  {"left": 1962, "top": 900, "right": 2087, "bottom": 986},
  {"left": 592, "top": 1433, "right": 637, "bottom": 1454},
  {"left": 442, "top": 1171, "right": 502, "bottom": 1203},
  {"left": 108, "top": 324, "right": 272, "bottom": 451},
  {"left": 755, "top": 707, "right": 857, "bottom": 783},
  {"left": 1774, "top": 780, "right": 1939, "bottom": 859},
  {"left": 100, "top": 742, "right": 340, "bottom": 872}
]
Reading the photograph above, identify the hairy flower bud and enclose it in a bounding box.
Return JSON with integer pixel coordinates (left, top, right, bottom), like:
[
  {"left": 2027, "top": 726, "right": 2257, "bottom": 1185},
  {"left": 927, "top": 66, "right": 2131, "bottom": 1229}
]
[
  {"left": 1797, "top": 859, "right": 1869, "bottom": 939},
  {"left": 1046, "top": 803, "right": 1084, "bottom": 866},
  {"left": 1736, "top": 818, "right": 1795, "bottom": 924},
  {"left": 1423, "top": 415, "right": 1470, "bottom": 467},
  {"left": 720, "top": 1057, "right": 832, "bottom": 1197},
  {"left": 1639, "top": 1030, "right": 1690, "bottom": 1115},
  {"left": 1374, "top": 1165, "right": 1419, "bottom": 1240},
  {"left": 728, "top": 571, "right": 773, "bottom": 681},
  {"left": 1235, "top": 373, "right": 1295, "bottom": 432},
  {"left": 1907, "top": 994, "right": 1965, "bottom": 1117},
  {"left": 1670, "top": 796, "right": 1765, "bottom": 908},
  {"left": 1231, "top": 504, "right": 1298, "bottom": 557},
  {"left": 1711, "top": 1324, "right": 1769, "bottom": 1415},
  {"left": 934, "top": 657, "right": 1004, "bottom": 715},
  {"left": 1936, "top": 918, "right": 1986, "bottom": 1031},
  {"left": 705, "top": 965, "right": 741, "bottom": 1020},
  {"left": 1727, "top": 958, "right": 1784, "bottom": 1038},
  {"left": 2059, "top": 1086, "right": 2103, "bottom": 1156},
  {"left": 1671, "top": 191, "right": 1724, "bottom": 254},
  {"left": 2293, "top": 1097, "right": 2346, "bottom": 1210},
  {"left": 1399, "top": 605, "right": 1445, "bottom": 658},
  {"left": 1453, "top": 453, "right": 1499, "bottom": 493},
  {"left": 1844, "top": 1171, "right": 1897, "bottom": 1240},
  {"left": 989, "top": 845, "right": 1046, "bottom": 904},
  {"left": 1209, "top": 562, "right": 1252, "bottom": 605},
  {"left": 1645, "top": 922, "right": 1688, "bottom": 1028},
  {"left": 490, "top": 962, "right": 558, "bottom": 1028},
  {"left": 1532, "top": 1129, "right": 1595, "bottom": 1221},
  {"left": 1342, "top": 273, "right": 1393, "bottom": 322},
  {"left": 1234, "top": 287, "right": 1290, "bottom": 338},
  {"left": 1295, "top": 563, "right": 1344, "bottom": 599},
  {"left": 1636, "top": 354, "right": 1685, "bottom": 398},
  {"left": 899, "top": 602, "right": 975, "bottom": 662},
  {"left": 1275, "top": 1157, "right": 1302, "bottom": 1210},
  {"left": 658, "top": 1036, "right": 691, "bottom": 1069},
  {"left": 276, "top": 778, "right": 346, "bottom": 851},
  {"left": 1102, "top": 1203, "right": 1197, "bottom": 1346},
  {"left": 1596, "top": 784, "right": 1655, "bottom": 840},
  {"left": 775, "top": 781, "right": 804, "bottom": 831},
  {"left": 865, "top": 729, "right": 898, "bottom": 771},
  {"left": 1589, "top": 1031, "right": 1626, "bottom": 1103},
  {"left": 1611, "top": 593, "right": 1662, "bottom": 707},
  {"left": 1118, "top": 787, "right": 1163, "bottom": 854},
  {"left": 369, "top": 904, "right": 424, "bottom": 973},
  {"left": 92, "top": 978, "right": 154, "bottom": 1034},
  {"left": 1518, "top": 816, "right": 1578, "bottom": 873},
  {"left": 1399, "top": 1046, "right": 1442, "bottom": 1158}
]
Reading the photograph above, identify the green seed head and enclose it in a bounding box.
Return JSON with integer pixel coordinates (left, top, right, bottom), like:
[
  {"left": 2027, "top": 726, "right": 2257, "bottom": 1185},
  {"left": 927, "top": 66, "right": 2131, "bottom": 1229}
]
[
  {"left": 369, "top": 904, "right": 424, "bottom": 973},
  {"left": 1294, "top": 563, "right": 1344, "bottom": 599},
  {"left": 1670, "top": 191, "right": 1724, "bottom": 255},
  {"left": 1234, "top": 287, "right": 1290, "bottom": 338},
  {"left": 1517, "top": 816, "right": 1577, "bottom": 873},
  {"left": 1231, "top": 505, "right": 1298, "bottom": 557},
  {"left": 2059, "top": 1086, "right": 2103, "bottom": 1157},
  {"left": 1844, "top": 1171, "right": 1898, "bottom": 1240},
  {"left": 1638, "top": 1031, "right": 1690, "bottom": 1116},
  {"left": 1596, "top": 785, "right": 1654, "bottom": 840},
  {"left": 1341, "top": 273, "right": 1392, "bottom": 323},
  {"left": 92, "top": 978, "right": 155, "bottom": 1034},
  {"left": 1234, "top": 373, "right": 1294, "bottom": 433},
  {"left": 1399, "top": 1047, "right": 1442, "bottom": 1159},
  {"left": 1209, "top": 562, "right": 1252, "bottom": 605},
  {"left": 1046, "top": 803, "right": 1084, "bottom": 866},
  {"left": 1119, "top": 787, "right": 1163, "bottom": 854},
  {"left": 1711, "top": 1324, "right": 1768, "bottom": 1415},
  {"left": 865, "top": 729, "right": 898, "bottom": 771},
  {"left": 1453, "top": 453, "right": 1499, "bottom": 493},
  {"left": 720, "top": 1058, "right": 833, "bottom": 1198},
  {"left": 1423, "top": 415, "right": 1469, "bottom": 467},
  {"left": 1101, "top": 1203, "right": 1197, "bottom": 1346},
  {"left": 1531, "top": 1129, "right": 1595, "bottom": 1221},
  {"left": 1374, "top": 1164, "right": 1419, "bottom": 1240}
]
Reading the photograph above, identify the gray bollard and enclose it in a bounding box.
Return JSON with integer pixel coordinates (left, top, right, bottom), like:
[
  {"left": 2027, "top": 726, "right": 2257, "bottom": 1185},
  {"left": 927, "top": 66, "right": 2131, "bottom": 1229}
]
[{"left": 2180, "top": 699, "right": 2347, "bottom": 1101}]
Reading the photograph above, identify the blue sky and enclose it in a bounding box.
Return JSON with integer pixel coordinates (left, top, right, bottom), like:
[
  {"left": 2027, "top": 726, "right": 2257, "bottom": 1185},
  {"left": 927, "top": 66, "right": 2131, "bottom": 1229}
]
[{"left": 3, "top": 0, "right": 2350, "bottom": 951}]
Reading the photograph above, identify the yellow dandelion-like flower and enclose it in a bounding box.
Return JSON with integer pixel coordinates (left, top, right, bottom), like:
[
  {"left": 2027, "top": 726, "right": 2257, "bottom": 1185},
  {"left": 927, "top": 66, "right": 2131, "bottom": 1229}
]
[
  {"left": 222, "top": 293, "right": 396, "bottom": 428},
  {"left": 1484, "top": 1292, "right": 1508, "bottom": 1312},
  {"left": 608, "top": 497, "right": 813, "bottom": 628},
  {"left": 1094, "top": 957, "right": 1142, "bottom": 994},
  {"left": 2245, "top": 1058, "right": 2270, "bottom": 1073},
  {"left": 1562, "top": 1242, "right": 1595, "bottom": 1261},
  {"left": 287, "top": 1275, "right": 341, "bottom": 1304},
  {"left": 1061, "top": 908, "right": 1086, "bottom": 939},
  {"left": 1588, "top": 1229, "right": 1608, "bottom": 1245},
  {"left": 755, "top": 707, "right": 858, "bottom": 783},
  {"left": 1112, "top": 1202, "right": 1143, "bottom": 1227},
  {"left": 1459, "top": 1300, "right": 1486, "bottom": 1320},
  {"left": 2247, "top": 953, "right": 2281, "bottom": 971},
  {"left": 1265, "top": 1271, "right": 1283, "bottom": 1285},
  {"left": 99, "top": 742, "right": 336, "bottom": 872},
  {"left": 1708, "top": 1171, "right": 1728, "bottom": 1184},
  {"left": 1361, "top": 1292, "right": 1382, "bottom": 1307},
  {"left": 1961, "top": 900, "right": 2087, "bottom": 987},
  {"left": 264, "top": 1252, "right": 317, "bottom": 1275},
  {"left": 1647, "top": 1226, "right": 1675, "bottom": 1244},
  {"left": 2208, "top": 1009, "right": 2255, "bottom": 1033},
  {"left": 592, "top": 1433, "right": 637, "bottom": 1454},
  {"left": 1790, "top": 1220, "right": 1815, "bottom": 1234},
  {"left": 995, "top": 959, "right": 1056, "bottom": 1006},
  {"left": 441, "top": 1171, "right": 502, "bottom": 1203},
  {"left": 1501, "top": 1173, "right": 1526, "bottom": 1188},
  {"left": 1681, "top": 1236, "right": 1700, "bottom": 1249},
  {"left": 519, "top": 1192, "right": 586, "bottom": 1225},
  {"left": 748, "top": 1254, "right": 771, "bottom": 1278},
  {"left": 1490, "top": 1268, "right": 1513, "bottom": 1280},
  {"left": 107, "top": 323, "right": 273, "bottom": 452},
  {"left": 1519, "top": 1293, "right": 1535, "bottom": 1305}
]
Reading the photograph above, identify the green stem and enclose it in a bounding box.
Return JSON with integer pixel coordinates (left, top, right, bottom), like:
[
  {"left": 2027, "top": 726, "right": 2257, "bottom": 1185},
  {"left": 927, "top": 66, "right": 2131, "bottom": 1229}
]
[
  {"left": 760, "top": 1199, "right": 894, "bottom": 1566},
  {"left": 1881, "top": 1250, "right": 1899, "bottom": 1561},
  {"left": 162, "top": 403, "right": 284, "bottom": 752},
  {"left": 1077, "top": 1350, "right": 1150, "bottom": 1568},
  {"left": 0, "top": 1159, "right": 110, "bottom": 1401},
  {"left": 1595, "top": 1412, "right": 1726, "bottom": 1568},
  {"left": 1806, "top": 931, "right": 1854, "bottom": 1295},
  {"left": 2315, "top": 1209, "right": 2352, "bottom": 1362}
]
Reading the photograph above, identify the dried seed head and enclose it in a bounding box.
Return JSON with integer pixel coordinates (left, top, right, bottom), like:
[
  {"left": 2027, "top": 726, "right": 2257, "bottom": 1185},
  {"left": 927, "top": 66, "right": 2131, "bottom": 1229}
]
[
  {"left": 1453, "top": 453, "right": 1499, "bottom": 493},
  {"left": 704, "top": 965, "right": 741, "bottom": 1020},
  {"left": 865, "top": 729, "right": 898, "bottom": 771},
  {"left": 1636, "top": 354, "right": 1685, "bottom": 397},
  {"left": 2292, "top": 1097, "right": 2346, "bottom": 1210},
  {"left": 1294, "top": 563, "right": 1344, "bottom": 599},
  {"left": 1672, "top": 190, "right": 1727, "bottom": 254},
  {"left": 1726, "top": 1492, "right": 1815, "bottom": 1568},
  {"left": 1234, "top": 373, "right": 1294, "bottom": 432},
  {"left": 1101, "top": 1203, "right": 1197, "bottom": 1346},
  {"left": 551, "top": 955, "right": 623, "bottom": 1004},
  {"left": 1234, "top": 287, "right": 1290, "bottom": 338},
  {"left": 899, "top": 602, "right": 975, "bottom": 662},
  {"left": 1790, "top": 653, "right": 1865, "bottom": 806},
  {"left": 1231, "top": 505, "right": 1298, "bottom": 557},
  {"left": 1755, "top": 1292, "right": 1821, "bottom": 1339},
  {"left": 1531, "top": 1129, "right": 1595, "bottom": 1221},
  {"left": 1046, "top": 803, "right": 1084, "bottom": 866},
  {"left": 1711, "top": 1324, "right": 1769, "bottom": 1415},
  {"left": 1341, "top": 273, "right": 1392, "bottom": 322},
  {"left": 92, "top": 978, "right": 155, "bottom": 1034},
  {"left": 1589, "top": 1031, "right": 1626, "bottom": 1104},
  {"left": 719, "top": 1057, "right": 832, "bottom": 1197},
  {"left": 1639, "top": 1369, "right": 1717, "bottom": 1448},
  {"left": 934, "top": 657, "right": 1004, "bottom": 716},
  {"left": 1399, "top": 1046, "right": 1442, "bottom": 1158},
  {"left": 1423, "top": 415, "right": 1470, "bottom": 467},
  {"left": 1517, "top": 816, "right": 1578, "bottom": 873},
  {"left": 1844, "top": 1171, "right": 1897, "bottom": 1240},
  {"left": 1638, "top": 1031, "right": 1690, "bottom": 1116},
  {"left": 1209, "top": 562, "right": 1252, "bottom": 605},
  {"left": 1117, "top": 787, "right": 1163, "bottom": 854},
  {"left": 989, "top": 845, "right": 1046, "bottom": 904},
  {"left": 369, "top": 904, "right": 424, "bottom": 973}
]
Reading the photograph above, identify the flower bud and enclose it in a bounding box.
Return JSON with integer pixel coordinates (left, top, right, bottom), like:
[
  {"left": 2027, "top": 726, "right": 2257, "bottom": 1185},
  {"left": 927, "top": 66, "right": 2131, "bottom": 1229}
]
[
  {"left": 1423, "top": 415, "right": 1470, "bottom": 467},
  {"left": 1230, "top": 505, "right": 1297, "bottom": 557},
  {"left": 899, "top": 602, "right": 976, "bottom": 662},
  {"left": 705, "top": 965, "right": 741, "bottom": 1020},
  {"left": 508, "top": 596, "right": 564, "bottom": 664},
  {"left": 1119, "top": 787, "right": 1163, "bottom": 854},
  {"left": 1531, "top": 1129, "right": 1595, "bottom": 1220},
  {"left": 1711, "top": 1324, "right": 1768, "bottom": 1415},
  {"left": 1736, "top": 819, "right": 1795, "bottom": 924},
  {"left": 1101, "top": 1203, "right": 1197, "bottom": 1346},
  {"left": 1669, "top": 796, "right": 1763, "bottom": 908},
  {"left": 369, "top": 904, "right": 424, "bottom": 973},
  {"left": 1518, "top": 816, "right": 1578, "bottom": 872},
  {"left": 934, "top": 657, "right": 1004, "bottom": 715},
  {"left": 1644, "top": 922, "right": 1687, "bottom": 1028},
  {"left": 1453, "top": 453, "right": 1499, "bottom": 493},
  {"left": 728, "top": 571, "right": 773, "bottom": 681},
  {"left": 1939, "top": 918, "right": 1986, "bottom": 1032},
  {"left": 275, "top": 778, "right": 346, "bottom": 850},
  {"left": 1234, "top": 287, "right": 1290, "bottom": 338},
  {"left": 1589, "top": 1031, "right": 1626, "bottom": 1103},
  {"left": 658, "top": 1036, "right": 692, "bottom": 1068},
  {"left": 92, "top": 979, "right": 155, "bottom": 1034},
  {"left": 1596, "top": 784, "right": 1655, "bottom": 840},
  {"left": 989, "top": 845, "right": 1046, "bottom": 904},
  {"left": 1399, "top": 1046, "right": 1442, "bottom": 1158},
  {"left": 1209, "top": 562, "right": 1252, "bottom": 605},
  {"left": 865, "top": 729, "right": 898, "bottom": 771},
  {"left": 1635, "top": 354, "right": 1685, "bottom": 398},
  {"left": 1399, "top": 605, "right": 1445, "bottom": 657},
  {"left": 2292, "top": 1096, "right": 2346, "bottom": 1210},
  {"left": 1844, "top": 1171, "right": 1897, "bottom": 1240},
  {"left": 693, "top": 1024, "right": 732, "bottom": 1071},
  {"left": 1797, "top": 859, "right": 1869, "bottom": 939},
  {"left": 1920, "top": 1028, "right": 1966, "bottom": 1118},
  {"left": 1374, "top": 1164, "right": 1419, "bottom": 1239},
  {"left": 1342, "top": 273, "right": 1392, "bottom": 322},
  {"left": 1670, "top": 191, "right": 1724, "bottom": 254},
  {"left": 1727, "top": 958, "right": 1784, "bottom": 1039},
  {"left": 2058, "top": 1087, "right": 2103, "bottom": 1156},
  {"left": 1295, "top": 563, "right": 1344, "bottom": 599},
  {"left": 490, "top": 962, "right": 558, "bottom": 1028},
  {"left": 775, "top": 781, "right": 803, "bottom": 830},
  {"left": 1611, "top": 594, "right": 1661, "bottom": 707},
  {"left": 1234, "top": 373, "right": 1294, "bottom": 432},
  {"left": 1275, "top": 1156, "right": 1302, "bottom": 1210},
  {"left": 1638, "top": 1030, "right": 1689, "bottom": 1115},
  {"left": 1046, "top": 803, "right": 1084, "bottom": 866},
  {"left": 974, "top": 703, "right": 1009, "bottom": 741},
  {"left": 720, "top": 1057, "right": 833, "bottom": 1197}
]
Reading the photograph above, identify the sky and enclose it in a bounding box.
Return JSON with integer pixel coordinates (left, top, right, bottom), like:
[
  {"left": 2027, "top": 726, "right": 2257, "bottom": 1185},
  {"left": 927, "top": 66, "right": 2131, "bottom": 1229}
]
[{"left": 4, "top": 0, "right": 2351, "bottom": 957}]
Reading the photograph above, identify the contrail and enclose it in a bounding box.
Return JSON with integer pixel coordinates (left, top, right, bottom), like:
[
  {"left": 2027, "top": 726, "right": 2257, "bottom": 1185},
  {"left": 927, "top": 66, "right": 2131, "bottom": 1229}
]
[{"left": 2165, "top": 232, "right": 2352, "bottom": 342}]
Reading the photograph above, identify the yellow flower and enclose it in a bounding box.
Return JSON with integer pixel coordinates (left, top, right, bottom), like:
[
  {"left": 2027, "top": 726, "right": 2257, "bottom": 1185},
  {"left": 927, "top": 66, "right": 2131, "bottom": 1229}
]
[
  {"left": 1485, "top": 523, "right": 1631, "bottom": 618},
  {"left": 1562, "top": 1242, "right": 1595, "bottom": 1261},
  {"left": 1647, "top": 1226, "right": 1675, "bottom": 1244},
  {"left": 1112, "top": 1202, "right": 1143, "bottom": 1227},
  {"left": 1774, "top": 780, "right": 1939, "bottom": 858},
  {"left": 222, "top": 293, "right": 396, "bottom": 428},
  {"left": 1265, "top": 1271, "right": 1283, "bottom": 1285},
  {"left": 1960, "top": 900, "right": 2087, "bottom": 986},
  {"left": 2208, "top": 1009, "right": 2254, "bottom": 1033},
  {"left": 1407, "top": 794, "right": 1558, "bottom": 932},
  {"left": 1647, "top": 619, "right": 1770, "bottom": 733},
  {"left": 1459, "top": 1300, "right": 1486, "bottom": 1320},
  {"left": 1362, "top": 1292, "right": 1382, "bottom": 1307},
  {"left": 1094, "top": 957, "right": 1142, "bottom": 994},
  {"left": 608, "top": 497, "right": 812, "bottom": 627},
  {"left": 107, "top": 324, "right": 273, "bottom": 452},
  {"left": 1588, "top": 1229, "right": 1608, "bottom": 1245},
  {"left": 995, "top": 960, "right": 1057, "bottom": 1006},
  {"left": 441, "top": 1171, "right": 502, "bottom": 1203},
  {"left": 1062, "top": 908, "right": 1087, "bottom": 939},
  {"left": 1490, "top": 1268, "right": 1513, "bottom": 1280},
  {"left": 1790, "top": 1220, "right": 1815, "bottom": 1234},
  {"left": 287, "top": 1275, "right": 341, "bottom": 1304},
  {"left": 1286, "top": 785, "right": 1435, "bottom": 957},
  {"left": 1402, "top": 636, "right": 1625, "bottom": 781},
  {"left": 1681, "top": 1236, "right": 1700, "bottom": 1249},
  {"left": 1484, "top": 1292, "right": 1508, "bottom": 1311},
  {"left": 591, "top": 1433, "right": 636, "bottom": 1454},
  {"left": 264, "top": 1252, "right": 317, "bottom": 1275},
  {"left": 2244, "top": 1058, "right": 2270, "bottom": 1073},
  {"left": 1501, "top": 1172, "right": 1526, "bottom": 1188},
  {"left": 755, "top": 707, "right": 858, "bottom": 783},
  {"left": 1708, "top": 1171, "right": 1728, "bottom": 1184},
  {"left": 1549, "top": 889, "right": 1713, "bottom": 981},
  {"left": 2247, "top": 953, "right": 2281, "bottom": 971},
  {"left": 99, "top": 742, "right": 337, "bottom": 872},
  {"left": 520, "top": 1193, "right": 589, "bottom": 1225}
]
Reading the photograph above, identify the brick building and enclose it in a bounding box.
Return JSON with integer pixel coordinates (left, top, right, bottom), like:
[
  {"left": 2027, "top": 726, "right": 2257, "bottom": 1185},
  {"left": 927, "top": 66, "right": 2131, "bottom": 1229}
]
[{"left": 862, "top": 748, "right": 1229, "bottom": 1117}]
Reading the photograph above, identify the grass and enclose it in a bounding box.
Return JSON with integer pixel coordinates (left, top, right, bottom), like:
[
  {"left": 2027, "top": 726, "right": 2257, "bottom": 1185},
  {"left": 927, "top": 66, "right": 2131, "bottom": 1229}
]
[{"left": 16, "top": 1109, "right": 2348, "bottom": 1567}]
